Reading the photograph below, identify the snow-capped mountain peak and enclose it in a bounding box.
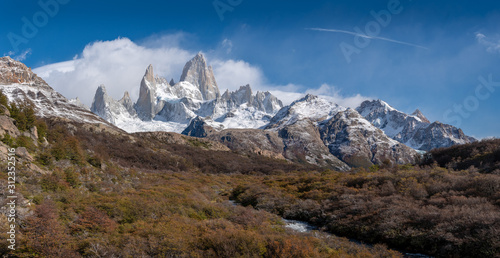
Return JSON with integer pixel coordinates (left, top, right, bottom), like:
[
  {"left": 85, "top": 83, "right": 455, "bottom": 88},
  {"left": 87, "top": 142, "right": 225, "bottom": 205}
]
[
  {"left": 179, "top": 53, "right": 220, "bottom": 100},
  {"left": 267, "top": 94, "right": 345, "bottom": 129},
  {"left": 356, "top": 99, "right": 476, "bottom": 151},
  {"left": 0, "top": 56, "right": 106, "bottom": 124}
]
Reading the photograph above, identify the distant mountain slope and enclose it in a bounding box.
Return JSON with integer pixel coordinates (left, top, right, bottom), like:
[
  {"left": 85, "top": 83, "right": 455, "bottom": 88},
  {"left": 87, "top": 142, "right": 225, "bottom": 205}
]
[
  {"left": 422, "top": 138, "right": 500, "bottom": 173},
  {"left": 357, "top": 100, "right": 476, "bottom": 151}
]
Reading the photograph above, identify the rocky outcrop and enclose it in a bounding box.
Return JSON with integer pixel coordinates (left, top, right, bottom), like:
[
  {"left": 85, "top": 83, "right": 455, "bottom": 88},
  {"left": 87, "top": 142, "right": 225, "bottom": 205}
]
[
  {"left": 68, "top": 97, "right": 90, "bottom": 110},
  {"left": 119, "top": 91, "right": 136, "bottom": 117},
  {"left": 412, "top": 122, "right": 476, "bottom": 151},
  {"left": 182, "top": 116, "right": 217, "bottom": 138},
  {"left": 277, "top": 119, "right": 350, "bottom": 170},
  {"left": 207, "top": 129, "right": 287, "bottom": 160},
  {"left": 319, "top": 109, "right": 417, "bottom": 167},
  {"left": 0, "top": 57, "right": 107, "bottom": 125},
  {"left": 0, "top": 115, "right": 20, "bottom": 138},
  {"left": 180, "top": 53, "right": 220, "bottom": 100},
  {"left": 0, "top": 57, "right": 50, "bottom": 89},
  {"left": 91, "top": 85, "right": 136, "bottom": 124},
  {"left": 134, "top": 65, "right": 157, "bottom": 121},
  {"left": 253, "top": 91, "right": 283, "bottom": 114},
  {"left": 411, "top": 109, "right": 430, "bottom": 123},
  {"left": 357, "top": 100, "right": 476, "bottom": 151}
]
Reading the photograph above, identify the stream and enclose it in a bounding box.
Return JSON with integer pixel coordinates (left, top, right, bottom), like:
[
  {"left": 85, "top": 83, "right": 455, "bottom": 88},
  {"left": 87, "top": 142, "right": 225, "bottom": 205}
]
[
  {"left": 228, "top": 200, "right": 432, "bottom": 258},
  {"left": 282, "top": 218, "right": 432, "bottom": 258}
]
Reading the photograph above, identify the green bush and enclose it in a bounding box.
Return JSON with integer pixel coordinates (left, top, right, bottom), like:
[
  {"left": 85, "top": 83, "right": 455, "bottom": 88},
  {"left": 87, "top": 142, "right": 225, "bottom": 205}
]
[
  {"left": 15, "top": 135, "right": 36, "bottom": 151},
  {"left": 1, "top": 134, "right": 14, "bottom": 146}
]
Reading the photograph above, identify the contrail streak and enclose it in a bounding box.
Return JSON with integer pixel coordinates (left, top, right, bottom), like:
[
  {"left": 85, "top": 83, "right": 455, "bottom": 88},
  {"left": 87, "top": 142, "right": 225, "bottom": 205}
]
[{"left": 307, "top": 28, "right": 428, "bottom": 50}]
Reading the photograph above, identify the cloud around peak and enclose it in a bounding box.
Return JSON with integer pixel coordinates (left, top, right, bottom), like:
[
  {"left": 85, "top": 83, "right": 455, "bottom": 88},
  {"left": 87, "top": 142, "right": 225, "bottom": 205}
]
[{"left": 33, "top": 35, "right": 369, "bottom": 109}]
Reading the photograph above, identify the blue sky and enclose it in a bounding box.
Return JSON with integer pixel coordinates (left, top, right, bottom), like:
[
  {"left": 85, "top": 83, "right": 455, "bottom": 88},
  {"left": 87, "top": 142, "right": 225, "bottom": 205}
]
[{"left": 1, "top": 0, "right": 500, "bottom": 138}]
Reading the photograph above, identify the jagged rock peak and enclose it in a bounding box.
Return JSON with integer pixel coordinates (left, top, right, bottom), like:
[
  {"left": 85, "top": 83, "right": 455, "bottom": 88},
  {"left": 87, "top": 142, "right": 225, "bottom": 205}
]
[
  {"left": 91, "top": 85, "right": 110, "bottom": 117},
  {"left": 144, "top": 64, "right": 155, "bottom": 82},
  {"left": 169, "top": 78, "right": 175, "bottom": 86},
  {"left": 411, "top": 109, "right": 430, "bottom": 123},
  {"left": 180, "top": 53, "right": 220, "bottom": 100},
  {"left": 119, "top": 91, "right": 136, "bottom": 117},
  {"left": 135, "top": 65, "right": 157, "bottom": 121},
  {"left": 359, "top": 99, "right": 395, "bottom": 112},
  {"left": 0, "top": 56, "right": 50, "bottom": 88}
]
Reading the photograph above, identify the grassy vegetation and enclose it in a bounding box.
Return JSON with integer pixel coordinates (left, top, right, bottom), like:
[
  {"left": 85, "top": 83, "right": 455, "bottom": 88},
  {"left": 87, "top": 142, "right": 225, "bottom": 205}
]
[{"left": 231, "top": 165, "right": 500, "bottom": 257}]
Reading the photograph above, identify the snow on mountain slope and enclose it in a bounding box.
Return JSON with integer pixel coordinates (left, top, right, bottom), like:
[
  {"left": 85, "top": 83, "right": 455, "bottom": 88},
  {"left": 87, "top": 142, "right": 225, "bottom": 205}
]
[
  {"left": 90, "top": 54, "right": 283, "bottom": 133},
  {"left": 264, "top": 94, "right": 418, "bottom": 167},
  {"left": 0, "top": 57, "right": 106, "bottom": 125},
  {"left": 266, "top": 94, "right": 346, "bottom": 129},
  {"left": 357, "top": 100, "right": 476, "bottom": 151}
]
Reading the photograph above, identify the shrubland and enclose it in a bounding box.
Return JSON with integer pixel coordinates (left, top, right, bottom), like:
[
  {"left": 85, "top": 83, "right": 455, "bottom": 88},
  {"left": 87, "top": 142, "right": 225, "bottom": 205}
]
[{"left": 0, "top": 90, "right": 499, "bottom": 257}]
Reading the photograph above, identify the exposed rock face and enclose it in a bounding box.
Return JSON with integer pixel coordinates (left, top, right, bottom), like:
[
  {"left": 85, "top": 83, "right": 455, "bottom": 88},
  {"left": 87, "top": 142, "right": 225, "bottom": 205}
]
[
  {"left": 277, "top": 119, "right": 351, "bottom": 170},
  {"left": 180, "top": 53, "right": 220, "bottom": 100},
  {"left": 264, "top": 95, "right": 418, "bottom": 168},
  {"left": 220, "top": 85, "right": 283, "bottom": 114},
  {"left": 0, "top": 57, "right": 49, "bottom": 89},
  {"left": 68, "top": 97, "right": 90, "bottom": 110},
  {"left": 182, "top": 116, "right": 216, "bottom": 138},
  {"left": 16, "top": 147, "right": 33, "bottom": 161},
  {"left": 0, "top": 57, "right": 107, "bottom": 124},
  {"left": 412, "top": 122, "right": 476, "bottom": 151},
  {"left": 119, "top": 91, "right": 136, "bottom": 117},
  {"left": 135, "top": 65, "right": 157, "bottom": 121},
  {"left": 412, "top": 109, "right": 430, "bottom": 123},
  {"left": 0, "top": 115, "right": 20, "bottom": 138},
  {"left": 253, "top": 91, "right": 283, "bottom": 114},
  {"left": 356, "top": 100, "right": 476, "bottom": 151},
  {"left": 91, "top": 85, "right": 136, "bottom": 124},
  {"left": 207, "top": 129, "right": 286, "bottom": 160},
  {"left": 319, "top": 109, "right": 417, "bottom": 167}
]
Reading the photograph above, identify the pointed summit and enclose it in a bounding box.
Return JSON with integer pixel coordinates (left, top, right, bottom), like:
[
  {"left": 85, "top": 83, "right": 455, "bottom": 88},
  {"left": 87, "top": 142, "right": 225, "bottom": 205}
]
[
  {"left": 411, "top": 109, "right": 430, "bottom": 123},
  {"left": 169, "top": 78, "right": 175, "bottom": 86},
  {"left": 91, "top": 85, "right": 111, "bottom": 120},
  {"left": 180, "top": 53, "right": 220, "bottom": 100},
  {"left": 144, "top": 64, "right": 155, "bottom": 82},
  {"left": 119, "top": 91, "right": 136, "bottom": 116},
  {"left": 135, "top": 65, "right": 157, "bottom": 121}
]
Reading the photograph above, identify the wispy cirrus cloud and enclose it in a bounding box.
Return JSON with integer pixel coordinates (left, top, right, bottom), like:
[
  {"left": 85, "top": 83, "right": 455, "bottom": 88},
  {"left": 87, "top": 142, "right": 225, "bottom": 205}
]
[
  {"left": 476, "top": 32, "right": 500, "bottom": 54},
  {"left": 307, "top": 28, "right": 428, "bottom": 49}
]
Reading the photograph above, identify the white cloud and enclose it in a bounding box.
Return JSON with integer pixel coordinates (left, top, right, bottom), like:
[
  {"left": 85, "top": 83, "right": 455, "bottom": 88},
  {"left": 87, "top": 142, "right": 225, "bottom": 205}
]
[
  {"left": 476, "top": 32, "right": 500, "bottom": 54},
  {"left": 33, "top": 35, "right": 370, "bottom": 109},
  {"left": 14, "top": 49, "right": 32, "bottom": 61},
  {"left": 305, "top": 83, "right": 371, "bottom": 108},
  {"left": 221, "top": 39, "right": 233, "bottom": 54},
  {"left": 34, "top": 37, "right": 193, "bottom": 106}
]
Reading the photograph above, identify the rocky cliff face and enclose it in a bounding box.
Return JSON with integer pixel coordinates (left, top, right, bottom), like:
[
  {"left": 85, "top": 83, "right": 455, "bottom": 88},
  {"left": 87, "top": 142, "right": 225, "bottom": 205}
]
[
  {"left": 90, "top": 85, "right": 136, "bottom": 124},
  {"left": 319, "top": 109, "right": 417, "bottom": 167},
  {"left": 134, "top": 65, "right": 157, "bottom": 121},
  {"left": 92, "top": 54, "right": 283, "bottom": 133},
  {"left": 180, "top": 53, "right": 220, "bottom": 100},
  {"left": 183, "top": 94, "right": 418, "bottom": 169},
  {"left": 265, "top": 95, "right": 417, "bottom": 167},
  {"left": 356, "top": 100, "right": 476, "bottom": 151},
  {"left": 0, "top": 57, "right": 107, "bottom": 124}
]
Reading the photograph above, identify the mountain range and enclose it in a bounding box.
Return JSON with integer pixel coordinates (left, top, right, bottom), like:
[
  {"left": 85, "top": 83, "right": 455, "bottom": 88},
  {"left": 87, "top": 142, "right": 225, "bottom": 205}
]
[{"left": 0, "top": 55, "right": 476, "bottom": 170}]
